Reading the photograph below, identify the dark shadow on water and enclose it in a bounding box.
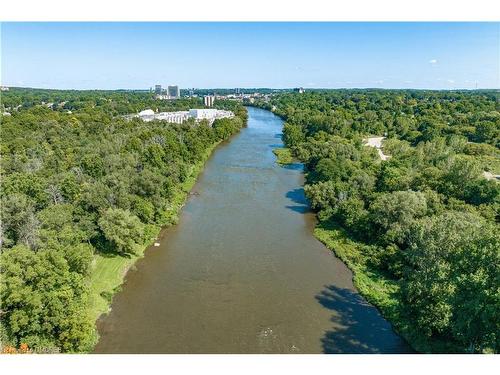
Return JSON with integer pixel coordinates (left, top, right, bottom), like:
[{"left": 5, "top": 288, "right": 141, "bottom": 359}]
[
  {"left": 286, "top": 205, "right": 310, "bottom": 214},
  {"left": 269, "top": 144, "right": 284, "bottom": 148},
  {"left": 274, "top": 133, "right": 283, "bottom": 139},
  {"left": 281, "top": 163, "right": 303, "bottom": 171},
  {"left": 285, "top": 188, "right": 311, "bottom": 213},
  {"left": 316, "top": 285, "right": 413, "bottom": 354},
  {"left": 286, "top": 188, "right": 308, "bottom": 205}
]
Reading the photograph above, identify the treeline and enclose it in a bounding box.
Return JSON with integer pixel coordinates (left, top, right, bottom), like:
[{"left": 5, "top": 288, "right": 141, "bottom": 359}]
[
  {"left": 0, "top": 89, "right": 247, "bottom": 352},
  {"left": 263, "top": 90, "right": 499, "bottom": 353},
  {"left": 2, "top": 87, "right": 206, "bottom": 116}
]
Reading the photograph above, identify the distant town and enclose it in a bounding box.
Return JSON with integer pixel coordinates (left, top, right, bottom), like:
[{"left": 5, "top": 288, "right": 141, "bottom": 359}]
[
  {"left": 129, "top": 84, "right": 307, "bottom": 125},
  {"left": 150, "top": 83, "right": 305, "bottom": 103}
]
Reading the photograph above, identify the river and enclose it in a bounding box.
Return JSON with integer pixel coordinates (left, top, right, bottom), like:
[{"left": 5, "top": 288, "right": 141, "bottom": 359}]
[{"left": 94, "top": 106, "right": 411, "bottom": 354}]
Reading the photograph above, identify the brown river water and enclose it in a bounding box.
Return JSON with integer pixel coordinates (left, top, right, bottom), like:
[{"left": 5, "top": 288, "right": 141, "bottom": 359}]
[{"left": 94, "top": 106, "right": 411, "bottom": 354}]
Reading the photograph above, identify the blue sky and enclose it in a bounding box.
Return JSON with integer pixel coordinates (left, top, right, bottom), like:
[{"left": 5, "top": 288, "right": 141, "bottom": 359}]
[{"left": 1, "top": 22, "right": 498, "bottom": 89}]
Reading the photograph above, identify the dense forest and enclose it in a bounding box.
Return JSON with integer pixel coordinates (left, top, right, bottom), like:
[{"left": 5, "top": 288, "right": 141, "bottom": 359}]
[
  {"left": 257, "top": 90, "right": 499, "bottom": 353},
  {"left": 0, "top": 88, "right": 247, "bottom": 353}
]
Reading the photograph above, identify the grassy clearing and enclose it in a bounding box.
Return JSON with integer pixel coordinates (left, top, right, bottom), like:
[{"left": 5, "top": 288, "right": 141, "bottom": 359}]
[
  {"left": 273, "top": 147, "right": 294, "bottom": 164},
  {"left": 87, "top": 141, "right": 221, "bottom": 339}
]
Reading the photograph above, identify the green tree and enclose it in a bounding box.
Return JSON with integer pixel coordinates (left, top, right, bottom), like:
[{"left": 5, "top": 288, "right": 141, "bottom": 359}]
[
  {"left": 403, "top": 211, "right": 499, "bottom": 352},
  {"left": 98, "top": 208, "right": 145, "bottom": 254},
  {"left": 369, "top": 190, "right": 428, "bottom": 244},
  {"left": 282, "top": 122, "right": 305, "bottom": 148},
  {"left": 0, "top": 245, "right": 94, "bottom": 352}
]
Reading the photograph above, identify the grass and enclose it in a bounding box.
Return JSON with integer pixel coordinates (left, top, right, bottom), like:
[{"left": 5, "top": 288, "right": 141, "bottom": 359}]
[
  {"left": 87, "top": 141, "right": 222, "bottom": 344},
  {"left": 272, "top": 147, "right": 294, "bottom": 164},
  {"left": 313, "top": 221, "right": 402, "bottom": 321},
  {"left": 89, "top": 253, "right": 135, "bottom": 321}
]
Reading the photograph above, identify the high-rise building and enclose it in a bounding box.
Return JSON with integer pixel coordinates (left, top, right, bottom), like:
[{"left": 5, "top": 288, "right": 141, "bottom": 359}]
[
  {"left": 155, "top": 85, "right": 162, "bottom": 94},
  {"left": 204, "top": 95, "right": 215, "bottom": 107},
  {"left": 168, "top": 85, "right": 180, "bottom": 98}
]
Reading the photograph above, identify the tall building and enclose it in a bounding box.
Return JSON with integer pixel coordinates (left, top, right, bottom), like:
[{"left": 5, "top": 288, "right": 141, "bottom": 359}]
[
  {"left": 168, "top": 85, "right": 180, "bottom": 98},
  {"left": 155, "top": 85, "right": 162, "bottom": 95},
  {"left": 204, "top": 95, "right": 215, "bottom": 107}
]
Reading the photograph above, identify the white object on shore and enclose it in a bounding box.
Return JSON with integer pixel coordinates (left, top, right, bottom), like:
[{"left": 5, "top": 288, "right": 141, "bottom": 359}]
[
  {"left": 483, "top": 171, "right": 500, "bottom": 182},
  {"left": 154, "top": 242, "right": 160, "bottom": 247},
  {"left": 364, "top": 136, "right": 390, "bottom": 161}
]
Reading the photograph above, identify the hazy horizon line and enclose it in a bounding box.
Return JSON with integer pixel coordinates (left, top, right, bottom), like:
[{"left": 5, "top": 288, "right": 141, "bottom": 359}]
[{"left": 3, "top": 85, "right": 499, "bottom": 92}]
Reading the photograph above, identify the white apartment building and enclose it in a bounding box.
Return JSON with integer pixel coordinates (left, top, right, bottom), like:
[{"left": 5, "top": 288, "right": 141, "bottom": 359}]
[{"left": 134, "top": 108, "right": 234, "bottom": 125}]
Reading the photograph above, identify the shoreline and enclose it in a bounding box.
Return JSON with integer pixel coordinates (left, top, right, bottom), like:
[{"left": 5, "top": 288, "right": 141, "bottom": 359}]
[
  {"left": 87, "top": 138, "right": 230, "bottom": 351},
  {"left": 262, "top": 101, "right": 422, "bottom": 352},
  {"left": 271, "top": 141, "right": 416, "bottom": 352}
]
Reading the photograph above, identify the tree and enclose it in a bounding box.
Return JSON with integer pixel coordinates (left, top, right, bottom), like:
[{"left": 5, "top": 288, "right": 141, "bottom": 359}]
[
  {"left": 98, "top": 208, "right": 145, "bottom": 255},
  {"left": 282, "top": 122, "right": 305, "bottom": 148},
  {"left": 256, "top": 89, "right": 500, "bottom": 353},
  {"left": 369, "top": 190, "right": 428, "bottom": 245},
  {"left": 1, "top": 193, "right": 39, "bottom": 249},
  {"left": 0, "top": 245, "right": 94, "bottom": 352},
  {"left": 403, "top": 211, "right": 499, "bottom": 352}
]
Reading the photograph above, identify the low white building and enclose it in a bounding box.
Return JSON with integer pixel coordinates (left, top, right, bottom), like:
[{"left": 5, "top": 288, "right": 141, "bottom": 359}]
[
  {"left": 155, "top": 111, "right": 190, "bottom": 124},
  {"left": 138, "top": 109, "right": 155, "bottom": 122},
  {"left": 139, "top": 109, "right": 154, "bottom": 116},
  {"left": 134, "top": 108, "right": 234, "bottom": 125},
  {"left": 189, "top": 109, "right": 234, "bottom": 123},
  {"left": 189, "top": 109, "right": 217, "bottom": 120}
]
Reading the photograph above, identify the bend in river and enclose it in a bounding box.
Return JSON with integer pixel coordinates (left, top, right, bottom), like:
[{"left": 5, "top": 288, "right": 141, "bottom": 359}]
[{"left": 94, "top": 107, "right": 411, "bottom": 354}]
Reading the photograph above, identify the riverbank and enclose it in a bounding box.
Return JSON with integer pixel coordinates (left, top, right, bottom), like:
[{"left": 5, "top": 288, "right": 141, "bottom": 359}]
[
  {"left": 272, "top": 153, "right": 461, "bottom": 352},
  {"left": 270, "top": 154, "right": 417, "bottom": 351},
  {"left": 88, "top": 139, "right": 227, "bottom": 347},
  {"left": 312, "top": 223, "right": 414, "bottom": 347},
  {"left": 313, "top": 221, "right": 472, "bottom": 353},
  {"left": 272, "top": 147, "right": 294, "bottom": 164}
]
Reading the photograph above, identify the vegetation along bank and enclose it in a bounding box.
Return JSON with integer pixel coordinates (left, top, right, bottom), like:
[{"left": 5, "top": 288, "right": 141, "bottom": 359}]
[
  {"left": 256, "top": 90, "right": 499, "bottom": 353},
  {"left": 0, "top": 88, "right": 247, "bottom": 352}
]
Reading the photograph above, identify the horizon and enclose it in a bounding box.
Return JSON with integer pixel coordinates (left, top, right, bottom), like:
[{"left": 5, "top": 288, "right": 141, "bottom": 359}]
[
  {"left": 3, "top": 85, "right": 499, "bottom": 92},
  {"left": 1, "top": 22, "right": 499, "bottom": 90}
]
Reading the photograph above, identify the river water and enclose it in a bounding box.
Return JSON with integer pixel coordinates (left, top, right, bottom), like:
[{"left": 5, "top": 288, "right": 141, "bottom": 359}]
[{"left": 94, "top": 107, "right": 411, "bottom": 354}]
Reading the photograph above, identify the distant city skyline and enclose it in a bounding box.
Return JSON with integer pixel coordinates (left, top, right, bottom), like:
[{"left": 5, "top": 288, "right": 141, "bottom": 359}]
[{"left": 1, "top": 22, "right": 499, "bottom": 90}]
